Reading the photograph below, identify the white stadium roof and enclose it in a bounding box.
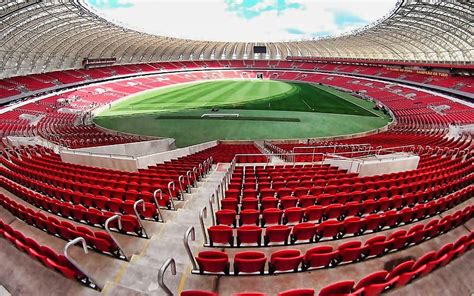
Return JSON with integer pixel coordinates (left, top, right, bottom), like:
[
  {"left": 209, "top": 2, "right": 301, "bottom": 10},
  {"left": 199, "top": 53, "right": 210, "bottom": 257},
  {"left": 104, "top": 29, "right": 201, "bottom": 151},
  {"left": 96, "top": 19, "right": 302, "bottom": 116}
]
[{"left": 0, "top": 0, "right": 472, "bottom": 78}]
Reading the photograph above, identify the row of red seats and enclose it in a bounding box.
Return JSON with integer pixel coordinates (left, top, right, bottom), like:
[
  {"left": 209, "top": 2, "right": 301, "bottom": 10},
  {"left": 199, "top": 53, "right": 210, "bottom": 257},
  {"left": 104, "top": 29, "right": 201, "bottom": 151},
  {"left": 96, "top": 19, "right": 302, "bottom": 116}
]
[
  {"left": 1, "top": 177, "right": 145, "bottom": 237},
  {"left": 215, "top": 186, "right": 471, "bottom": 232},
  {"left": 1, "top": 60, "right": 471, "bottom": 100},
  {"left": 196, "top": 205, "right": 472, "bottom": 275},
  {"left": 3, "top": 149, "right": 205, "bottom": 200},
  {"left": 222, "top": 171, "right": 472, "bottom": 216},
  {"left": 207, "top": 185, "right": 472, "bottom": 247},
  {"left": 2, "top": 68, "right": 471, "bottom": 149},
  {"left": 0, "top": 193, "right": 122, "bottom": 258},
  {"left": 226, "top": 153, "right": 467, "bottom": 200},
  {"left": 2, "top": 159, "right": 174, "bottom": 209},
  {"left": 216, "top": 166, "right": 473, "bottom": 227},
  {"left": 22, "top": 146, "right": 210, "bottom": 193},
  {"left": 188, "top": 144, "right": 265, "bottom": 163},
  {"left": 0, "top": 163, "right": 165, "bottom": 219},
  {"left": 0, "top": 219, "right": 96, "bottom": 289},
  {"left": 182, "top": 229, "right": 473, "bottom": 295}
]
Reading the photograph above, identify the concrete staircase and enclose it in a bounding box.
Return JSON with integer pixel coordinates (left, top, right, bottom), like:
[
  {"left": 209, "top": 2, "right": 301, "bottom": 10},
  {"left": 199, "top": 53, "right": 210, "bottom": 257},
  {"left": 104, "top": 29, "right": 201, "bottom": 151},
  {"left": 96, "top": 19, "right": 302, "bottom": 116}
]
[
  {"left": 102, "top": 164, "right": 229, "bottom": 295},
  {"left": 0, "top": 285, "right": 11, "bottom": 296}
]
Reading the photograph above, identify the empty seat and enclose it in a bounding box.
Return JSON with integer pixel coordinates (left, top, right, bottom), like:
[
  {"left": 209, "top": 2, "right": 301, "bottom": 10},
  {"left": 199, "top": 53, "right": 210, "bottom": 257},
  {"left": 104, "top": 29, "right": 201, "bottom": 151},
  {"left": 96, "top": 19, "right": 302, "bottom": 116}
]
[
  {"left": 181, "top": 291, "right": 218, "bottom": 296},
  {"left": 261, "top": 197, "right": 279, "bottom": 210},
  {"left": 283, "top": 207, "right": 304, "bottom": 224},
  {"left": 239, "top": 209, "right": 260, "bottom": 226},
  {"left": 264, "top": 225, "right": 291, "bottom": 246},
  {"left": 337, "top": 241, "right": 367, "bottom": 263},
  {"left": 278, "top": 289, "right": 315, "bottom": 296},
  {"left": 353, "top": 270, "right": 390, "bottom": 296},
  {"left": 280, "top": 196, "right": 298, "bottom": 209},
  {"left": 304, "top": 245, "right": 338, "bottom": 269},
  {"left": 208, "top": 225, "right": 234, "bottom": 246},
  {"left": 319, "top": 280, "right": 355, "bottom": 296},
  {"left": 304, "top": 205, "right": 324, "bottom": 222},
  {"left": 216, "top": 209, "right": 236, "bottom": 226},
  {"left": 233, "top": 251, "right": 266, "bottom": 275},
  {"left": 241, "top": 198, "right": 259, "bottom": 210},
  {"left": 262, "top": 208, "right": 282, "bottom": 226},
  {"left": 195, "top": 251, "right": 229, "bottom": 274},
  {"left": 291, "top": 222, "right": 317, "bottom": 243},
  {"left": 317, "top": 220, "right": 343, "bottom": 240},
  {"left": 236, "top": 225, "right": 262, "bottom": 246},
  {"left": 221, "top": 198, "right": 238, "bottom": 211},
  {"left": 298, "top": 195, "right": 316, "bottom": 207},
  {"left": 365, "top": 236, "right": 392, "bottom": 257},
  {"left": 269, "top": 249, "right": 303, "bottom": 274}
]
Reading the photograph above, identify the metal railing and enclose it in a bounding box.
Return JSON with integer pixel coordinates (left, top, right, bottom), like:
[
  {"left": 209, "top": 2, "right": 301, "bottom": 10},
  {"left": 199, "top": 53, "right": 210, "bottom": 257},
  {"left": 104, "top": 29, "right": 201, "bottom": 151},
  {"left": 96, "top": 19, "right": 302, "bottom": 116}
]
[
  {"left": 158, "top": 258, "right": 176, "bottom": 296},
  {"left": 105, "top": 215, "right": 129, "bottom": 260},
  {"left": 64, "top": 237, "right": 102, "bottom": 290}
]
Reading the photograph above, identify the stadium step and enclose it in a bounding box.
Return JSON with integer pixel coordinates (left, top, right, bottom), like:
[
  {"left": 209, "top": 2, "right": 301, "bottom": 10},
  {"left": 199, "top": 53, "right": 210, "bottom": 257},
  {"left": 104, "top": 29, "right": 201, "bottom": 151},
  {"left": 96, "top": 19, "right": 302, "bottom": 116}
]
[
  {"left": 103, "top": 164, "right": 228, "bottom": 294},
  {"left": 102, "top": 282, "right": 150, "bottom": 296},
  {"left": 0, "top": 285, "right": 11, "bottom": 296}
]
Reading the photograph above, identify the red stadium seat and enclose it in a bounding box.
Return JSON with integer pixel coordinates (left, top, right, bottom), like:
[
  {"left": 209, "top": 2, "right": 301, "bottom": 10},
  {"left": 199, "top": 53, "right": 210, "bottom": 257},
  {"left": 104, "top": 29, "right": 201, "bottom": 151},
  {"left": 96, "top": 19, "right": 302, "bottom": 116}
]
[
  {"left": 291, "top": 222, "right": 317, "bottom": 243},
  {"left": 195, "top": 251, "right": 230, "bottom": 274},
  {"left": 181, "top": 291, "right": 218, "bottom": 296},
  {"left": 278, "top": 289, "right": 315, "bottom": 296},
  {"left": 262, "top": 208, "right": 283, "bottom": 226},
  {"left": 208, "top": 225, "right": 234, "bottom": 246},
  {"left": 216, "top": 209, "right": 237, "bottom": 226},
  {"left": 233, "top": 251, "right": 266, "bottom": 274},
  {"left": 264, "top": 225, "right": 291, "bottom": 245},
  {"left": 304, "top": 245, "right": 338, "bottom": 269},
  {"left": 319, "top": 280, "right": 355, "bottom": 296},
  {"left": 237, "top": 225, "right": 262, "bottom": 246},
  {"left": 269, "top": 249, "right": 303, "bottom": 273}
]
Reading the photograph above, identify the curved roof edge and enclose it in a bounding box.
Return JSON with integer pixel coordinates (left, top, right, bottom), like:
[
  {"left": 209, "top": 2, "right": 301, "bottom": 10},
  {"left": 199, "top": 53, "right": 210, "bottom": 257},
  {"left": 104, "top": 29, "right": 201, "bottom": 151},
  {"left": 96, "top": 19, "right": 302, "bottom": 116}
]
[{"left": 0, "top": 0, "right": 472, "bottom": 78}]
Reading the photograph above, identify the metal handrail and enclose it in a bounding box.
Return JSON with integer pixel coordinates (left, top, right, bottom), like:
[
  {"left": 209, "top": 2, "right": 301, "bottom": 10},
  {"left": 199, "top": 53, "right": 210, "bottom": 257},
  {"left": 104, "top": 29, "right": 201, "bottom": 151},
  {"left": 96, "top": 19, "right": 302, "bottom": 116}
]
[
  {"left": 198, "top": 163, "right": 203, "bottom": 178},
  {"left": 153, "top": 189, "right": 168, "bottom": 220},
  {"left": 215, "top": 187, "right": 222, "bottom": 211},
  {"left": 186, "top": 170, "right": 192, "bottom": 190},
  {"left": 229, "top": 144, "right": 420, "bottom": 167},
  {"left": 158, "top": 258, "right": 176, "bottom": 296},
  {"left": 208, "top": 194, "right": 216, "bottom": 226},
  {"left": 199, "top": 206, "right": 208, "bottom": 245},
  {"left": 183, "top": 226, "right": 197, "bottom": 270},
  {"left": 192, "top": 167, "right": 198, "bottom": 183},
  {"left": 178, "top": 175, "right": 185, "bottom": 200},
  {"left": 133, "top": 199, "right": 149, "bottom": 238},
  {"left": 291, "top": 143, "right": 372, "bottom": 155},
  {"left": 64, "top": 237, "right": 102, "bottom": 290},
  {"left": 168, "top": 181, "right": 177, "bottom": 200},
  {"left": 219, "top": 183, "right": 225, "bottom": 201},
  {"left": 215, "top": 183, "right": 220, "bottom": 202},
  {"left": 105, "top": 215, "right": 128, "bottom": 260}
]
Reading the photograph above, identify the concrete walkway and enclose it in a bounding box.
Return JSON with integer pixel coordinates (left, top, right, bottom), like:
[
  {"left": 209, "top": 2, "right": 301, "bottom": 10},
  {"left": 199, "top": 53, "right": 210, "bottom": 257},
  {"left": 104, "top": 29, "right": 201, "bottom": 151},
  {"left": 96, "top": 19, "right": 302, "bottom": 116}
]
[{"left": 103, "top": 163, "right": 229, "bottom": 295}]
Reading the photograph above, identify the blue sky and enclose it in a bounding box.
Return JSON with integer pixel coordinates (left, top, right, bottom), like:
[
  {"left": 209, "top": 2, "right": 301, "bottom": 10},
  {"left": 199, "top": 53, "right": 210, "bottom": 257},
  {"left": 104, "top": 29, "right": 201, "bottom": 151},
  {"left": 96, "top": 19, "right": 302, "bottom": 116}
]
[{"left": 86, "top": 0, "right": 396, "bottom": 42}]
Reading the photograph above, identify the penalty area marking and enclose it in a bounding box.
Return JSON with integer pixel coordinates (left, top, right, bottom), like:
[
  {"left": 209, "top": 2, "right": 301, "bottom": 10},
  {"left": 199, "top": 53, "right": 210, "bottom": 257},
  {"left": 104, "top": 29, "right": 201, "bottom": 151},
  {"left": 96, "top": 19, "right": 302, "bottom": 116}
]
[
  {"left": 201, "top": 113, "right": 240, "bottom": 118},
  {"left": 301, "top": 98, "right": 315, "bottom": 111}
]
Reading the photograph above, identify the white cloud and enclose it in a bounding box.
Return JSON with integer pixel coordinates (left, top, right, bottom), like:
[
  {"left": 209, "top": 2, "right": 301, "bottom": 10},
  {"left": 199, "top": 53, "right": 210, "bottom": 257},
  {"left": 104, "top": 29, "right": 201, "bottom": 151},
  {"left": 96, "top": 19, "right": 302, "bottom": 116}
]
[{"left": 90, "top": 0, "right": 397, "bottom": 42}]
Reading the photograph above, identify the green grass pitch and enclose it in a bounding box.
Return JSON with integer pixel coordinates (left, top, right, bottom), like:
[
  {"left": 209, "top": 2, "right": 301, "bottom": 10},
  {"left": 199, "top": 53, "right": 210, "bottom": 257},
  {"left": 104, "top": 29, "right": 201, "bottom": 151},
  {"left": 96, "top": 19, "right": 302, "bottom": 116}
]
[{"left": 95, "top": 79, "right": 391, "bottom": 147}]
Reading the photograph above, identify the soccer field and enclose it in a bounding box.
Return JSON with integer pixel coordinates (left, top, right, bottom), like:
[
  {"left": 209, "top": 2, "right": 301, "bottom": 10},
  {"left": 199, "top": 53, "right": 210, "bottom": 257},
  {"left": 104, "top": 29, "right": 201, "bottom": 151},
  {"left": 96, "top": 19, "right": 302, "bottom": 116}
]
[{"left": 96, "top": 79, "right": 391, "bottom": 147}]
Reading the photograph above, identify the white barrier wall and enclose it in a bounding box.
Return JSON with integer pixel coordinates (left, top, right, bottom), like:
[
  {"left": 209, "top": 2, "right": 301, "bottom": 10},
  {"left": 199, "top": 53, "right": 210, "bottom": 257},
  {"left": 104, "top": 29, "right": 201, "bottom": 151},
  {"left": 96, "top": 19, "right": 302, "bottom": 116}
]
[
  {"left": 324, "top": 153, "right": 420, "bottom": 177},
  {"left": 73, "top": 138, "right": 175, "bottom": 157},
  {"left": 60, "top": 151, "right": 138, "bottom": 171},
  {"left": 136, "top": 140, "right": 218, "bottom": 168},
  {"left": 7, "top": 136, "right": 63, "bottom": 153},
  {"left": 60, "top": 140, "right": 218, "bottom": 171}
]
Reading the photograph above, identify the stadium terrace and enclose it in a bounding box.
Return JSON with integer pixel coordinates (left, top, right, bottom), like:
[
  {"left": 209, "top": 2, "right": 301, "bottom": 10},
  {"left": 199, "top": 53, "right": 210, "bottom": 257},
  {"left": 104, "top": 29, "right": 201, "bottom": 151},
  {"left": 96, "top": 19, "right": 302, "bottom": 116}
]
[{"left": 0, "top": 1, "right": 472, "bottom": 296}]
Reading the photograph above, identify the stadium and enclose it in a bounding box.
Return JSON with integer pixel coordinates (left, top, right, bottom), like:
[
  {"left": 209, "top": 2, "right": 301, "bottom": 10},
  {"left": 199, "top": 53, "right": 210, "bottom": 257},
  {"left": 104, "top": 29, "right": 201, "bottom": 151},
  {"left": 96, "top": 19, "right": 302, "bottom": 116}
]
[{"left": 0, "top": 0, "right": 473, "bottom": 295}]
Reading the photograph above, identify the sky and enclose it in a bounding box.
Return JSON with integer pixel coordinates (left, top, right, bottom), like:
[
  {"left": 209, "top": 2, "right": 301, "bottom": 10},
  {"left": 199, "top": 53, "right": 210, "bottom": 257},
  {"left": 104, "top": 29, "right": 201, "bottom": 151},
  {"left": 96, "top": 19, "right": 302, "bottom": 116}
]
[{"left": 86, "top": 0, "right": 397, "bottom": 42}]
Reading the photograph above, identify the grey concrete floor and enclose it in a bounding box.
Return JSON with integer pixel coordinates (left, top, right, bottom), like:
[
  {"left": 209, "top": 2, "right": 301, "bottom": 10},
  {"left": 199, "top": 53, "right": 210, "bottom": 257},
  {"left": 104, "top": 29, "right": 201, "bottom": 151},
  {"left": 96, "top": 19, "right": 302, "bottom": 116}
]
[{"left": 0, "top": 164, "right": 472, "bottom": 296}]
